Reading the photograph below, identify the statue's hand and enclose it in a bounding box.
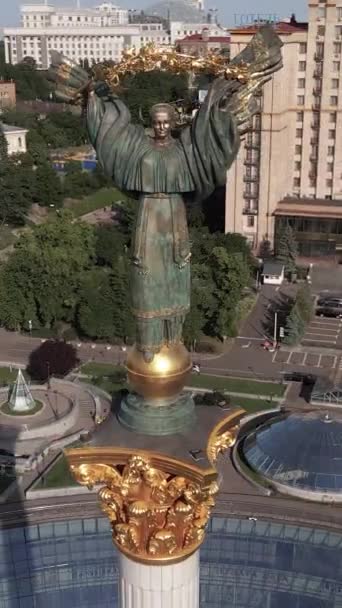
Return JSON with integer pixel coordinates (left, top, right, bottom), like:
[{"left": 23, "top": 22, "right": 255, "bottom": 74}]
[{"left": 94, "top": 81, "right": 111, "bottom": 99}]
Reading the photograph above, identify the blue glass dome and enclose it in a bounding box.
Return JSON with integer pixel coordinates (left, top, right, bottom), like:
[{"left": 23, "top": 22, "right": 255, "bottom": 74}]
[{"left": 242, "top": 411, "right": 342, "bottom": 500}]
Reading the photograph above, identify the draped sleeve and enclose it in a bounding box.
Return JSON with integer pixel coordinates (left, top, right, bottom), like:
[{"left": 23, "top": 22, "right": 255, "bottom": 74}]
[
  {"left": 180, "top": 78, "right": 241, "bottom": 200},
  {"left": 86, "top": 92, "right": 148, "bottom": 192}
]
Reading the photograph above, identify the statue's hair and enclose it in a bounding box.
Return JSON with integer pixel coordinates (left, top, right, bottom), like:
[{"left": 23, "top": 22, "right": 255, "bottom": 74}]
[{"left": 150, "top": 102, "right": 176, "bottom": 123}]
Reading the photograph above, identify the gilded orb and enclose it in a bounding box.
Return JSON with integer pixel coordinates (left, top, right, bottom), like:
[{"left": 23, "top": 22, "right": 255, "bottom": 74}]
[{"left": 125, "top": 343, "right": 192, "bottom": 402}]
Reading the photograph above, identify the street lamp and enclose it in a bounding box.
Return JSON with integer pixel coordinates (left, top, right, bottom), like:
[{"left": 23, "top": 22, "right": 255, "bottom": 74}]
[{"left": 46, "top": 361, "right": 51, "bottom": 389}]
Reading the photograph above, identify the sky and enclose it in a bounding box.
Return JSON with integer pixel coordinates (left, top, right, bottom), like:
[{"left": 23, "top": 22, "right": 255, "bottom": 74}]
[{"left": 0, "top": 0, "right": 308, "bottom": 28}]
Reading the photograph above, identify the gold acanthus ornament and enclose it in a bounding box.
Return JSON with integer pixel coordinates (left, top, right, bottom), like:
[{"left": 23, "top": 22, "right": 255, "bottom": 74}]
[
  {"left": 66, "top": 410, "right": 244, "bottom": 564},
  {"left": 69, "top": 453, "right": 219, "bottom": 564}
]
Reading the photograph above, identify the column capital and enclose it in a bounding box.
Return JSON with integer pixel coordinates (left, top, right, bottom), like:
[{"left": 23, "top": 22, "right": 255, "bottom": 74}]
[{"left": 66, "top": 410, "right": 242, "bottom": 565}]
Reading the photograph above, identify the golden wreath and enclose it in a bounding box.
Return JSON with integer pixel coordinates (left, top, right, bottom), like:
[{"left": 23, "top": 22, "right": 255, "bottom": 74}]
[{"left": 93, "top": 43, "right": 250, "bottom": 88}]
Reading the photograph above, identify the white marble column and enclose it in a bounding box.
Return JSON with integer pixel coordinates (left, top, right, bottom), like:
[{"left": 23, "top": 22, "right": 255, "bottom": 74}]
[{"left": 119, "top": 550, "right": 200, "bottom": 608}]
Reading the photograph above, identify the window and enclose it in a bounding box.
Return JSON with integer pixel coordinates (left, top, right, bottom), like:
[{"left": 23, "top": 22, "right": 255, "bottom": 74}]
[
  {"left": 298, "top": 60, "right": 306, "bottom": 71},
  {"left": 296, "top": 111, "right": 304, "bottom": 121},
  {"left": 338, "top": 7, "right": 342, "bottom": 20},
  {"left": 330, "top": 112, "right": 337, "bottom": 122},
  {"left": 334, "top": 42, "right": 342, "bottom": 53},
  {"left": 299, "top": 42, "right": 307, "bottom": 53},
  {"left": 296, "top": 128, "right": 303, "bottom": 138},
  {"left": 297, "top": 95, "right": 304, "bottom": 105},
  {"left": 327, "top": 162, "right": 333, "bottom": 172},
  {"left": 332, "top": 78, "right": 339, "bottom": 88},
  {"left": 333, "top": 61, "right": 340, "bottom": 71},
  {"left": 330, "top": 95, "right": 338, "bottom": 105},
  {"left": 293, "top": 177, "right": 301, "bottom": 187},
  {"left": 329, "top": 129, "right": 336, "bottom": 139},
  {"left": 298, "top": 78, "right": 305, "bottom": 88},
  {"left": 317, "top": 25, "right": 325, "bottom": 36},
  {"left": 328, "top": 145, "right": 335, "bottom": 155},
  {"left": 295, "top": 144, "right": 302, "bottom": 155},
  {"left": 326, "top": 178, "right": 333, "bottom": 187},
  {"left": 247, "top": 216, "right": 255, "bottom": 227},
  {"left": 319, "top": 6, "right": 326, "bottom": 17},
  {"left": 336, "top": 25, "right": 342, "bottom": 37},
  {"left": 316, "top": 42, "right": 324, "bottom": 55},
  {"left": 295, "top": 161, "right": 301, "bottom": 171},
  {"left": 18, "top": 137, "right": 22, "bottom": 148}
]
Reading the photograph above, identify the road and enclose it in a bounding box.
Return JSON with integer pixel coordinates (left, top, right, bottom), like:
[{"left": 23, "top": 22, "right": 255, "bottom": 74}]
[{"left": 0, "top": 283, "right": 339, "bottom": 383}]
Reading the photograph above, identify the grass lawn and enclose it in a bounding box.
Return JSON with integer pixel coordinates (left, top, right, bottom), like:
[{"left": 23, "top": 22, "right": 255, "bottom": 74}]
[
  {"left": 0, "top": 367, "right": 30, "bottom": 386},
  {"left": 36, "top": 455, "right": 77, "bottom": 489},
  {"left": 188, "top": 374, "right": 285, "bottom": 397},
  {"left": 68, "top": 188, "right": 126, "bottom": 218},
  {"left": 81, "top": 362, "right": 120, "bottom": 376},
  {"left": 0, "top": 368, "right": 17, "bottom": 385},
  {"left": 227, "top": 396, "right": 277, "bottom": 413}
]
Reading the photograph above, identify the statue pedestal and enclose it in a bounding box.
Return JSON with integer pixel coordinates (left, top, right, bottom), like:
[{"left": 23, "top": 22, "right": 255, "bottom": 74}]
[
  {"left": 118, "top": 392, "right": 195, "bottom": 436},
  {"left": 119, "top": 551, "right": 199, "bottom": 608}
]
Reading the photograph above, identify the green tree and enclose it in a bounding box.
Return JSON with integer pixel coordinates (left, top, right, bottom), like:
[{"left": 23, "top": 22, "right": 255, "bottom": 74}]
[
  {"left": 209, "top": 247, "right": 251, "bottom": 338},
  {"left": 284, "top": 305, "right": 305, "bottom": 345},
  {"left": 277, "top": 222, "right": 298, "bottom": 274},
  {"left": 0, "top": 129, "right": 8, "bottom": 162},
  {"left": 27, "top": 129, "right": 48, "bottom": 164},
  {"left": 0, "top": 211, "right": 95, "bottom": 329},
  {"left": 120, "top": 71, "right": 189, "bottom": 125},
  {"left": 296, "top": 284, "right": 313, "bottom": 324},
  {"left": 34, "top": 162, "right": 63, "bottom": 207},
  {"left": 95, "top": 224, "right": 126, "bottom": 267},
  {"left": 0, "top": 159, "right": 32, "bottom": 225},
  {"left": 77, "top": 268, "right": 118, "bottom": 340}
]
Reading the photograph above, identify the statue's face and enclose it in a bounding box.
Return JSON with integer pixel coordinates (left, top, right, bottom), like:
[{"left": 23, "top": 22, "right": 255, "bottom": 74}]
[{"left": 152, "top": 110, "right": 172, "bottom": 141}]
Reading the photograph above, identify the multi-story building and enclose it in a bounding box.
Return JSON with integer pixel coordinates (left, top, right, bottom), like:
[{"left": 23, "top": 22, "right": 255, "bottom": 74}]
[
  {"left": 170, "top": 21, "right": 224, "bottom": 44},
  {"left": 226, "top": 4, "right": 342, "bottom": 258},
  {"left": 176, "top": 27, "right": 230, "bottom": 56},
  {"left": 4, "top": 3, "right": 169, "bottom": 69},
  {"left": 0, "top": 81, "right": 16, "bottom": 109}
]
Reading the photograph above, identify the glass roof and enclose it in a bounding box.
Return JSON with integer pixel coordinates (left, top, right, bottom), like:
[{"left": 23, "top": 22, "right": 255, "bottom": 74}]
[
  {"left": 0, "top": 515, "right": 341, "bottom": 607},
  {"left": 243, "top": 411, "right": 342, "bottom": 493}
]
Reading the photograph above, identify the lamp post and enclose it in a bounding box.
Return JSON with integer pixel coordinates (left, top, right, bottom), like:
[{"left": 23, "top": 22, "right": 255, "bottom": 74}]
[{"left": 46, "top": 361, "right": 51, "bottom": 389}]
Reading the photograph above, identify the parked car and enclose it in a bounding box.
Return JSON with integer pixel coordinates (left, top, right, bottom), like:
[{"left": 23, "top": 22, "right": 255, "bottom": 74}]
[
  {"left": 317, "top": 297, "right": 342, "bottom": 307},
  {"left": 316, "top": 306, "right": 342, "bottom": 318},
  {"left": 283, "top": 371, "right": 316, "bottom": 385}
]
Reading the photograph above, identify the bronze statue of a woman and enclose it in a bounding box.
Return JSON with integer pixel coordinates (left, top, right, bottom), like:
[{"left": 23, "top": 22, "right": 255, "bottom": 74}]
[{"left": 50, "top": 27, "right": 282, "bottom": 433}]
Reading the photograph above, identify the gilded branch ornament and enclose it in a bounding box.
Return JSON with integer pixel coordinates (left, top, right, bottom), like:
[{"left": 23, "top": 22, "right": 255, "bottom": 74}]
[{"left": 66, "top": 410, "right": 245, "bottom": 565}]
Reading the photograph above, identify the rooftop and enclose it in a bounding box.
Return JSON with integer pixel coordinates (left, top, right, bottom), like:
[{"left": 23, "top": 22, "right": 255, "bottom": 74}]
[
  {"left": 179, "top": 32, "right": 230, "bottom": 42},
  {"left": 262, "top": 261, "right": 284, "bottom": 275},
  {"left": 0, "top": 123, "right": 28, "bottom": 134},
  {"left": 230, "top": 15, "right": 308, "bottom": 36},
  {"left": 274, "top": 197, "right": 342, "bottom": 219}
]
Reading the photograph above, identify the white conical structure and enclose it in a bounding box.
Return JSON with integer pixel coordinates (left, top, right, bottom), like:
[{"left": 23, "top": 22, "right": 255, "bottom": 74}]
[{"left": 8, "top": 370, "right": 35, "bottom": 412}]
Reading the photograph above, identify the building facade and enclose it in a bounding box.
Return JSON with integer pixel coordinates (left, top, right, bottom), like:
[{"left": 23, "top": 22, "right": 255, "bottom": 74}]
[
  {"left": 170, "top": 21, "right": 225, "bottom": 44},
  {"left": 226, "top": 3, "right": 342, "bottom": 257},
  {"left": 0, "top": 81, "right": 16, "bottom": 109},
  {"left": 4, "top": 3, "right": 170, "bottom": 69},
  {"left": 176, "top": 28, "right": 230, "bottom": 56},
  {"left": 1, "top": 123, "right": 28, "bottom": 155}
]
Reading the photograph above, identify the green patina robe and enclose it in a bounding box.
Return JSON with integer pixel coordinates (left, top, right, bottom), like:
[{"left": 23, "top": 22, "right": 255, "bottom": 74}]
[{"left": 87, "top": 80, "right": 240, "bottom": 351}]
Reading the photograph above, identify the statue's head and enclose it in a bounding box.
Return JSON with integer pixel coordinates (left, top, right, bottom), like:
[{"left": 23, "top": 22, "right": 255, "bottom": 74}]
[{"left": 150, "top": 103, "right": 175, "bottom": 141}]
